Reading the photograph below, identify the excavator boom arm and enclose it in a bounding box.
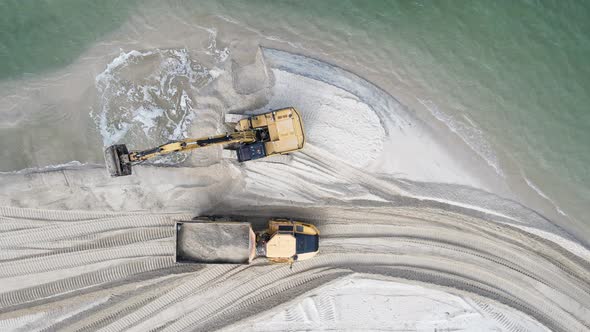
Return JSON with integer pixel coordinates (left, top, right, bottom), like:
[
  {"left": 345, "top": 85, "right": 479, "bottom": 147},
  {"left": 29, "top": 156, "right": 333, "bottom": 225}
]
[
  {"left": 129, "top": 131, "right": 256, "bottom": 162},
  {"left": 105, "top": 131, "right": 256, "bottom": 177}
]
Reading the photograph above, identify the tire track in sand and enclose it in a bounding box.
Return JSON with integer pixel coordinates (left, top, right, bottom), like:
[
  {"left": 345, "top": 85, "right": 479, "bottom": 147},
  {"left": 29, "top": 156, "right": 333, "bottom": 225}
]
[{"left": 1, "top": 206, "right": 589, "bottom": 332}]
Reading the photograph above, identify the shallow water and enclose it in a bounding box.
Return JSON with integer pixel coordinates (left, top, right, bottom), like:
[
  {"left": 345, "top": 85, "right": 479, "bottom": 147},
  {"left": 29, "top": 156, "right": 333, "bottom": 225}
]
[{"left": 0, "top": 1, "right": 589, "bottom": 234}]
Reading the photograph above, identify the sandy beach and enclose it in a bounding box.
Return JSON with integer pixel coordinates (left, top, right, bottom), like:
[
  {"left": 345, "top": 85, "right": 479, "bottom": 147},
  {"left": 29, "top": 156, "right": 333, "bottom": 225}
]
[{"left": 1, "top": 4, "right": 589, "bottom": 331}]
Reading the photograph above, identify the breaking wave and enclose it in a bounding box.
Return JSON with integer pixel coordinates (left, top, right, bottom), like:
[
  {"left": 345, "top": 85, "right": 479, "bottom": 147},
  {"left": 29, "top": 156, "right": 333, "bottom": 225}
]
[
  {"left": 416, "top": 98, "right": 505, "bottom": 177},
  {"left": 93, "top": 49, "right": 209, "bottom": 148}
]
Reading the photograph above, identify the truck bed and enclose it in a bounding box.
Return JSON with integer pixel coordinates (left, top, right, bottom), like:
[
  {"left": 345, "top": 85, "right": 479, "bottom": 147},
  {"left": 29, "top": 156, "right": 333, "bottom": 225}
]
[{"left": 175, "top": 221, "right": 255, "bottom": 264}]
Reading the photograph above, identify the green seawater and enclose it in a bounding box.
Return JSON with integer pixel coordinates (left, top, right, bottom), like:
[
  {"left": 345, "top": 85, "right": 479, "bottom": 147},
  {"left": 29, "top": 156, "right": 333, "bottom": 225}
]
[
  {"left": 0, "top": 0, "right": 135, "bottom": 78},
  {"left": 1, "top": 0, "right": 589, "bottom": 229}
]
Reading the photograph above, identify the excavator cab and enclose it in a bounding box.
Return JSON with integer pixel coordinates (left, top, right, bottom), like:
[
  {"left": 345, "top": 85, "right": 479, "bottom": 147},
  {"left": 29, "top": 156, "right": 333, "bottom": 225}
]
[
  {"left": 235, "top": 108, "right": 305, "bottom": 162},
  {"left": 104, "top": 107, "right": 305, "bottom": 177}
]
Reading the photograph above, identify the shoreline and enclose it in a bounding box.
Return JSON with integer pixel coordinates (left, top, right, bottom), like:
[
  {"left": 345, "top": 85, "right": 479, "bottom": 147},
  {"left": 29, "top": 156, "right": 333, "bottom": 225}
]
[
  {"left": 1, "top": 42, "right": 583, "bottom": 245},
  {"left": 0, "top": 5, "right": 589, "bottom": 330},
  {"left": 0, "top": 7, "right": 583, "bottom": 235}
]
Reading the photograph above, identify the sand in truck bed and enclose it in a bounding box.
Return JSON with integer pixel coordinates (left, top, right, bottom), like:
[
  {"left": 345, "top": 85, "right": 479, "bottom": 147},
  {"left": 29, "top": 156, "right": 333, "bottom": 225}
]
[{"left": 176, "top": 222, "right": 253, "bottom": 264}]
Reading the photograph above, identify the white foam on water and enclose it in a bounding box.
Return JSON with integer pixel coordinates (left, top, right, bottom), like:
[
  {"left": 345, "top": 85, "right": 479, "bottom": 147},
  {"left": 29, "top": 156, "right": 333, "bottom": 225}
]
[
  {"left": 203, "top": 27, "right": 230, "bottom": 63},
  {"left": 93, "top": 49, "right": 212, "bottom": 148},
  {"left": 95, "top": 50, "right": 153, "bottom": 86},
  {"left": 172, "top": 90, "right": 196, "bottom": 139},
  {"left": 91, "top": 26, "right": 232, "bottom": 153},
  {"left": 133, "top": 105, "right": 165, "bottom": 136},
  {"left": 208, "top": 67, "right": 223, "bottom": 79},
  {"left": 215, "top": 14, "right": 240, "bottom": 25},
  {"left": 417, "top": 98, "right": 505, "bottom": 177},
  {"left": 523, "top": 175, "right": 569, "bottom": 217}
]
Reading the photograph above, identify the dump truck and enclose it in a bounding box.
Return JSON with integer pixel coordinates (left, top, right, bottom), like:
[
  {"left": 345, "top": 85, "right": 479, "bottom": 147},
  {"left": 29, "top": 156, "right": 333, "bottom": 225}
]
[
  {"left": 175, "top": 218, "right": 320, "bottom": 264},
  {"left": 104, "top": 107, "right": 305, "bottom": 177}
]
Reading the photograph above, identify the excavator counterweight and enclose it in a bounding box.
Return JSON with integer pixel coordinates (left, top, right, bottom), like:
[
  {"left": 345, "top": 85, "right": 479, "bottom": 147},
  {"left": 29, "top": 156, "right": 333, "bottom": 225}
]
[{"left": 104, "top": 107, "right": 305, "bottom": 177}]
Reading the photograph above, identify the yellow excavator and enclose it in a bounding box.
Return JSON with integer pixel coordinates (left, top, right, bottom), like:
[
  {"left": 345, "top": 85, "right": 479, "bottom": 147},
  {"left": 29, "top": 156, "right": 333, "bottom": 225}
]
[{"left": 104, "top": 107, "right": 305, "bottom": 177}]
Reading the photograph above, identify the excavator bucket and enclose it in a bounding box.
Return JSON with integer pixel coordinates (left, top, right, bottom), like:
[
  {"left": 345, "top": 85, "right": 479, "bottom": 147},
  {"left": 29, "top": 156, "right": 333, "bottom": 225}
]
[{"left": 104, "top": 144, "right": 133, "bottom": 177}]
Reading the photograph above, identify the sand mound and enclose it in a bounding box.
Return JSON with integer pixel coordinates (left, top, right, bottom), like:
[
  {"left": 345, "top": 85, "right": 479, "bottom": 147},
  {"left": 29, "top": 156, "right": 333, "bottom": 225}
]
[{"left": 260, "top": 70, "right": 385, "bottom": 168}]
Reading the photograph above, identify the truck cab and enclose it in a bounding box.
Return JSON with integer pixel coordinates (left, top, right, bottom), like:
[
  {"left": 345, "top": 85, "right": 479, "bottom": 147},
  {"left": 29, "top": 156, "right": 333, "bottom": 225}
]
[{"left": 260, "top": 219, "right": 320, "bottom": 263}]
